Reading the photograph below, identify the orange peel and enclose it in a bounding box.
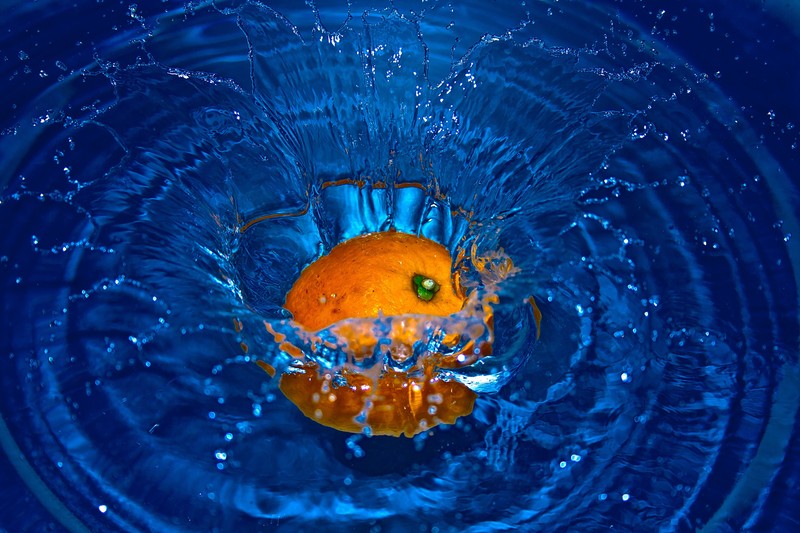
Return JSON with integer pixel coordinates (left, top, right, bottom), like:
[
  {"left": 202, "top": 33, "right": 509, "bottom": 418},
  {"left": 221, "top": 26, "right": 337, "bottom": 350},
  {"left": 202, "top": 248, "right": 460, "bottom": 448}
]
[{"left": 284, "top": 231, "right": 465, "bottom": 330}]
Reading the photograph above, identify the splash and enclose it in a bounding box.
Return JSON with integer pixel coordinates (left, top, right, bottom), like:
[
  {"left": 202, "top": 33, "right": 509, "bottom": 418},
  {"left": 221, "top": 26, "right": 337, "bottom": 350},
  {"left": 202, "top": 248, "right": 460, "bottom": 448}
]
[{"left": 234, "top": 180, "right": 540, "bottom": 436}]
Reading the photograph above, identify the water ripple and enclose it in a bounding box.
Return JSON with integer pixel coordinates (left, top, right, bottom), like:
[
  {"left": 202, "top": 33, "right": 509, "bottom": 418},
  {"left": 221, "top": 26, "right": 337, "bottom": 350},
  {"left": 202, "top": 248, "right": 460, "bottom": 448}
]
[{"left": 1, "top": 1, "right": 798, "bottom": 531}]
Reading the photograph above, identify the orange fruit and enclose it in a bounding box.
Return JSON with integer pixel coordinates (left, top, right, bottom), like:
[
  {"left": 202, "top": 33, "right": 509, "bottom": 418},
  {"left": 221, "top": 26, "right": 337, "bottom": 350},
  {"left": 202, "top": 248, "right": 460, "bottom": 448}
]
[
  {"left": 284, "top": 231, "right": 465, "bottom": 329},
  {"left": 274, "top": 231, "right": 479, "bottom": 437}
]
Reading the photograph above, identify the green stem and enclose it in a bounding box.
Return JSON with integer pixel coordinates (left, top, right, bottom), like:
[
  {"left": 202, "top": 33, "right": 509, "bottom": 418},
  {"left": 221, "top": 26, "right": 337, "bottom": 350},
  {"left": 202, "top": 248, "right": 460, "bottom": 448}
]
[{"left": 412, "top": 274, "right": 440, "bottom": 301}]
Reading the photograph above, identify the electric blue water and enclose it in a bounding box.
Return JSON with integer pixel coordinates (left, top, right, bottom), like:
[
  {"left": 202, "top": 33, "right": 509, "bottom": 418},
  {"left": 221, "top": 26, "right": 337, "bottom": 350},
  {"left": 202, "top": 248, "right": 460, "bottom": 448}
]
[{"left": 1, "top": 1, "right": 799, "bottom": 531}]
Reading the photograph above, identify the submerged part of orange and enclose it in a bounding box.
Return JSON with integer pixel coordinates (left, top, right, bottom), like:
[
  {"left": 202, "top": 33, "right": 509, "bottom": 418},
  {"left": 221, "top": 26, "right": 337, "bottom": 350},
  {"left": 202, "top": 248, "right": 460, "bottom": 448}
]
[
  {"left": 279, "top": 363, "right": 477, "bottom": 438},
  {"left": 276, "top": 231, "right": 479, "bottom": 437}
]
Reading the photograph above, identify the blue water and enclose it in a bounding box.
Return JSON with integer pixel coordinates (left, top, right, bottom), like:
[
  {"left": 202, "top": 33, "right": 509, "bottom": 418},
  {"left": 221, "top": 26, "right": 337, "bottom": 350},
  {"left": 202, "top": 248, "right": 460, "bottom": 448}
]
[{"left": 1, "top": 1, "right": 799, "bottom": 531}]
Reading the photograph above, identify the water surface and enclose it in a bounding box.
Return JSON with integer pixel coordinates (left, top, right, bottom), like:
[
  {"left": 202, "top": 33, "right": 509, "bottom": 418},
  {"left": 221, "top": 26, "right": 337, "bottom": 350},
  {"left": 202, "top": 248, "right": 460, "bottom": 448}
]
[{"left": 1, "top": 1, "right": 799, "bottom": 531}]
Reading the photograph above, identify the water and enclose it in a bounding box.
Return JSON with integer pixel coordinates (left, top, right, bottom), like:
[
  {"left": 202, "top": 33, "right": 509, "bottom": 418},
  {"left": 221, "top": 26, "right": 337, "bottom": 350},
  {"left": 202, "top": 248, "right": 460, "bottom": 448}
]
[{"left": 1, "top": 1, "right": 799, "bottom": 531}]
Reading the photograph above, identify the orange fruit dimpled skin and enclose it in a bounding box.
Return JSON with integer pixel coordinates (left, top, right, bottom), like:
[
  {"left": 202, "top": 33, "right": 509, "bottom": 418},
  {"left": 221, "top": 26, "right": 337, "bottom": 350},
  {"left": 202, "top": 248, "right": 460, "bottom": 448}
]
[
  {"left": 284, "top": 231, "right": 465, "bottom": 331},
  {"left": 277, "top": 231, "right": 478, "bottom": 437}
]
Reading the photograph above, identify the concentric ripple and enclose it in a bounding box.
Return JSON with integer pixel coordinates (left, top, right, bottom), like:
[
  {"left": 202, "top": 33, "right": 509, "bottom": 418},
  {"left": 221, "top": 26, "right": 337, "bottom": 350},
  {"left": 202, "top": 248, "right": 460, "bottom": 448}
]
[{"left": 1, "top": 1, "right": 799, "bottom": 532}]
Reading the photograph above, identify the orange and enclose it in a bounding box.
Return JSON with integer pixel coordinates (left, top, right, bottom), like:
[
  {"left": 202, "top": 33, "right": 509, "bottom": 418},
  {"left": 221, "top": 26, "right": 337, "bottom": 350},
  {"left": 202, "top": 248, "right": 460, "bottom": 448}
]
[
  {"left": 284, "top": 231, "right": 465, "bottom": 329},
  {"left": 274, "top": 231, "right": 479, "bottom": 437}
]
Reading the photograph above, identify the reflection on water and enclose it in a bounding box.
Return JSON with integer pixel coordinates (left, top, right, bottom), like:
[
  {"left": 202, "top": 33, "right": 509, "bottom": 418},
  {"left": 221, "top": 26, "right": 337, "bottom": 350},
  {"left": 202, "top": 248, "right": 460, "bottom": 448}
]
[{"left": 1, "top": 1, "right": 799, "bottom": 531}]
